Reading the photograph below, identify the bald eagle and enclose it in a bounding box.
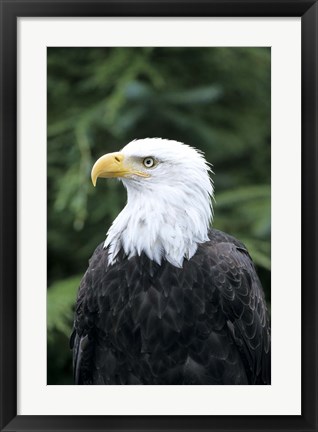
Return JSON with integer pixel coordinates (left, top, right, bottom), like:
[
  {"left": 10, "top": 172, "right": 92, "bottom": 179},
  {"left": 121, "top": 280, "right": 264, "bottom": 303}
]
[{"left": 70, "top": 138, "right": 270, "bottom": 385}]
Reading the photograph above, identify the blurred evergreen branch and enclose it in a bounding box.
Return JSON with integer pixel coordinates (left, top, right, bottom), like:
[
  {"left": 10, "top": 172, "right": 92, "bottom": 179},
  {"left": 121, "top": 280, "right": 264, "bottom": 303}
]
[
  {"left": 47, "top": 275, "right": 82, "bottom": 342},
  {"left": 214, "top": 185, "right": 270, "bottom": 270}
]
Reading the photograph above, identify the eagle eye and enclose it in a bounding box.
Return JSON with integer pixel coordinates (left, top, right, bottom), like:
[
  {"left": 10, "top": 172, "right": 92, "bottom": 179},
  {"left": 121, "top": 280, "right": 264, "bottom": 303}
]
[{"left": 143, "top": 157, "right": 155, "bottom": 168}]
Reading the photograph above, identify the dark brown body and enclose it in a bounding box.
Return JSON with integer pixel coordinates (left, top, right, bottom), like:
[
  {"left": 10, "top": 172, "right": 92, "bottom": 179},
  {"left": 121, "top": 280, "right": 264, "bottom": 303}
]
[{"left": 71, "top": 229, "right": 270, "bottom": 385}]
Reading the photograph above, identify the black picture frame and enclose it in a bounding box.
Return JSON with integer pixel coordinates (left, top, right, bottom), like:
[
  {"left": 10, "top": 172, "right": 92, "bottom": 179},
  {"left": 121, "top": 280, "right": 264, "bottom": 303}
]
[{"left": 1, "top": 1, "right": 317, "bottom": 431}]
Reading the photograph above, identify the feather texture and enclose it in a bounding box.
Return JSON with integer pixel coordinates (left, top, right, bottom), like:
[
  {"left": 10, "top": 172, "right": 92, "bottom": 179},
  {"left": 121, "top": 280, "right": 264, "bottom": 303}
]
[
  {"left": 71, "top": 229, "right": 270, "bottom": 385},
  {"left": 104, "top": 138, "right": 213, "bottom": 267}
]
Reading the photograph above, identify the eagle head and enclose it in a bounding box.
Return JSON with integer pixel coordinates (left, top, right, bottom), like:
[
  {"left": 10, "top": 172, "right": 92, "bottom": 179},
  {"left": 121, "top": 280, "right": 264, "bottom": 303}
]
[{"left": 91, "top": 138, "right": 213, "bottom": 267}]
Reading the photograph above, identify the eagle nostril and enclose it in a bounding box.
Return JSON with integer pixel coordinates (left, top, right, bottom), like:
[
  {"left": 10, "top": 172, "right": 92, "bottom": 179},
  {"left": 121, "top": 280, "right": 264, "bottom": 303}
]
[{"left": 115, "top": 156, "right": 121, "bottom": 163}]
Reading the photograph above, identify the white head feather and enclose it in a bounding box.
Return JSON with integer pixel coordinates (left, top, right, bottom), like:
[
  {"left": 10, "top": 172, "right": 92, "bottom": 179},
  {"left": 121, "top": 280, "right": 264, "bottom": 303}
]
[{"left": 104, "top": 138, "right": 214, "bottom": 267}]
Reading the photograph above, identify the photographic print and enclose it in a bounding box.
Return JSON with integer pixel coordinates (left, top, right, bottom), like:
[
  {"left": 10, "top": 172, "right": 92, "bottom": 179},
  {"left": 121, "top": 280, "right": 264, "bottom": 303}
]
[
  {"left": 1, "top": 0, "right": 316, "bottom": 427},
  {"left": 47, "top": 47, "right": 271, "bottom": 385}
]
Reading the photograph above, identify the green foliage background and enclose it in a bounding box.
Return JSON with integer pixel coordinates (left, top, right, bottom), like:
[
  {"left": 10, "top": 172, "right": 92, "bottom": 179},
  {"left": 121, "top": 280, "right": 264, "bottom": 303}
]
[{"left": 47, "top": 47, "right": 271, "bottom": 384}]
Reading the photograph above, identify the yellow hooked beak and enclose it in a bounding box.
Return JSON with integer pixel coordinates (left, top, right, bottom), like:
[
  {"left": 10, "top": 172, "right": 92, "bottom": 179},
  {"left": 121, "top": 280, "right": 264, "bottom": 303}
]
[{"left": 91, "top": 152, "right": 149, "bottom": 186}]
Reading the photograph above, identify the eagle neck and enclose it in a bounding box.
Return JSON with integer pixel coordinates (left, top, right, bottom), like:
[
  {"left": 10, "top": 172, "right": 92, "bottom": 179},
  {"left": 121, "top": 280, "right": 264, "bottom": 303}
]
[{"left": 104, "top": 181, "right": 212, "bottom": 268}]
